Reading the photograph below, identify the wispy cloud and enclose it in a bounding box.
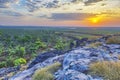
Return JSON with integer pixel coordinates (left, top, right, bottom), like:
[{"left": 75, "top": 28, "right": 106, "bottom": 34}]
[
  {"left": 0, "top": 10, "right": 23, "bottom": 17},
  {"left": 49, "top": 13, "right": 97, "bottom": 21}
]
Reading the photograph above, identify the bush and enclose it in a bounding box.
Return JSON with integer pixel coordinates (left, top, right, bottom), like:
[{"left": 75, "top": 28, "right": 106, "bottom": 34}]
[
  {"left": 13, "top": 58, "right": 26, "bottom": 66},
  {"left": 32, "top": 62, "right": 61, "bottom": 80},
  {"left": 106, "top": 36, "right": 120, "bottom": 44},
  {"left": 15, "top": 46, "right": 26, "bottom": 57},
  {"left": 0, "top": 61, "right": 6, "bottom": 68},
  {"left": 90, "top": 61, "right": 120, "bottom": 80},
  {"left": 34, "top": 39, "right": 47, "bottom": 49},
  {"left": 54, "top": 40, "right": 66, "bottom": 50},
  {"left": 6, "top": 57, "right": 15, "bottom": 67}
]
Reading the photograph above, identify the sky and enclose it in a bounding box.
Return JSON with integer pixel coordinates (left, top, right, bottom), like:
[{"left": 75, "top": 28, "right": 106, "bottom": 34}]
[{"left": 0, "top": 0, "right": 120, "bottom": 27}]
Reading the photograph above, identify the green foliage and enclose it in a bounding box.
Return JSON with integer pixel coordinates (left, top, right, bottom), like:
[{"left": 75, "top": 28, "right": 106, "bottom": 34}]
[
  {"left": 19, "top": 47, "right": 26, "bottom": 56},
  {"left": 32, "top": 62, "right": 61, "bottom": 80},
  {"left": 0, "top": 61, "right": 6, "bottom": 68},
  {"left": 8, "top": 48, "right": 16, "bottom": 55},
  {"left": 6, "top": 57, "right": 15, "bottom": 67},
  {"left": 0, "top": 29, "right": 70, "bottom": 68},
  {"left": 54, "top": 40, "right": 66, "bottom": 50},
  {"left": 13, "top": 58, "right": 26, "bottom": 66},
  {"left": 14, "top": 46, "right": 26, "bottom": 57},
  {"left": 0, "top": 47, "right": 4, "bottom": 55},
  {"left": 34, "top": 38, "right": 47, "bottom": 49},
  {"left": 90, "top": 61, "right": 120, "bottom": 80}
]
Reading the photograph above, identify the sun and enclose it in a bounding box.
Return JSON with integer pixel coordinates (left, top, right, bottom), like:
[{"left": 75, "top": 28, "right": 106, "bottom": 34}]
[
  {"left": 83, "top": 14, "right": 108, "bottom": 27},
  {"left": 90, "top": 17, "right": 99, "bottom": 24}
]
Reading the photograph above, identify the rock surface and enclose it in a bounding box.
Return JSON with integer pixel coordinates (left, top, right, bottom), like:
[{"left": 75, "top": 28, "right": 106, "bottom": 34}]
[
  {"left": 28, "top": 50, "right": 66, "bottom": 68},
  {"left": 9, "top": 55, "right": 64, "bottom": 80},
  {"left": 8, "top": 43, "right": 120, "bottom": 80}
]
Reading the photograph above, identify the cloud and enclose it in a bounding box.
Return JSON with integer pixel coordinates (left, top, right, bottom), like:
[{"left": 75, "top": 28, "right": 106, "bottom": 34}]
[
  {"left": 0, "top": 4, "right": 7, "bottom": 8},
  {"left": 0, "top": 0, "right": 10, "bottom": 8},
  {"left": 0, "top": 0, "right": 9, "bottom": 3},
  {"left": 0, "top": 10, "right": 23, "bottom": 17},
  {"left": 0, "top": 0, "right": 19, "bottom": 8},
  {"left": 49, "top": 13, "right": 97, "bottom": 21},
  {"left": 83, "top": 0, "right": 103, "bottom": 5},
  {"left": 17, "top": 0, "right": 60, "bottom": 12},
  {"left": 38, "top": 15, "right": 48, "bottom": 18}
]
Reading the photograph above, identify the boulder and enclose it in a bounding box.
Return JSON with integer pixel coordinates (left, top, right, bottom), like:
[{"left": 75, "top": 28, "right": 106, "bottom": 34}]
[
  {"left": 69, "top": 59, "right": 90, "bottom": 73},
  {"left": 56, "top": 70, "right": 93, "bottom": 80},
  {"left": 63, "top": 48, "right": 91, "bottom": 70},
  {"left": 28, "top": 50, "right": 65, "bottom": 68}
]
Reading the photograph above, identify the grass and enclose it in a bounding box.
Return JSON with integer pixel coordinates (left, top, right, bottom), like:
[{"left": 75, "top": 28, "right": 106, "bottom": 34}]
[
  {"left": 106, "top": 36, "right": 120, "bottom": 44},
  {"left": 90, "top": 61, "right": 120, "bottom": 80},
  {"left": 32, "top": 62, "right": 61, "bottom": 80},
  {"left": 88, "top": 36, "right": 101, "bottom": 40},
  {"left": 88, "top": 42, "right": 102, "bottom": 48}
]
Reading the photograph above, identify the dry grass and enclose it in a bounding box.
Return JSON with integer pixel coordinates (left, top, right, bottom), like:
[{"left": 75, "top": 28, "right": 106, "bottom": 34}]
[
  {"left": 90, "top": 61, "right": 120, "bottom": 80},
  {"left": 88, "top": 42, "right": 102, "bottom": 48},
  {"left": 32, "top": 62, "right": 61, "bottom": 80},
  {"left": 88, "top": 36, "right": 101, "bottom": 41},
  {"left": 106, "top": 36, "right": 120, "bottom": 44},
  {"left": 118, "top": 55, "right": 120, "bottom": 60}
]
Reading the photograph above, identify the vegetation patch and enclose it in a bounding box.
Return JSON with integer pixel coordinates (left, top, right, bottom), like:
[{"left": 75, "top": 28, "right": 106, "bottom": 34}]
[
  {"left": 32, "top": 62, "right": 61, "bottom": 80},
  {"left": 0, "top": 29, "right": 71, "bottom": 68},
  {"left": 90, "top": 61, "right": 120, "bottom": 80},
  {"left": 13, "top": 58, "right": 26, "bottom": 66},
  {"left": 106, "top": 36, "right": 120, "bottom": 44},
  {"left": 88, "top": 42, "right": 102, "bottom": 48},
  {"left": 88, "top": 36, "right": 101, "bottom": 40}
]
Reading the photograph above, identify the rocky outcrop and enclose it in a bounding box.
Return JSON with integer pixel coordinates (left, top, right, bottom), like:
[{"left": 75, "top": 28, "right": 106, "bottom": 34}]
[
  {"left": 55, "top": 45, "right": 120, "bottom": 80},
  {"left": 0, "top": 66, "right": 20, "bottom": 77},
  {"left": 10, "top": 55, "right": 64, "bottom": 80},
  {"left": 28, "top": 50, "right": 66, "bottom": 69},
  {"left": 8, "top": 44, "right": 120, "bottom": 80}
]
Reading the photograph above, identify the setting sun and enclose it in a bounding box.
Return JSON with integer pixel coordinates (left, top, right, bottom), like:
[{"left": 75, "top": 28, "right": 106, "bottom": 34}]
[
  {"left": 85, "top": 14, "right": 108, "bottom": 27},
  {"left": 91, "top": 18, "right": 99, "bottom": 24}
]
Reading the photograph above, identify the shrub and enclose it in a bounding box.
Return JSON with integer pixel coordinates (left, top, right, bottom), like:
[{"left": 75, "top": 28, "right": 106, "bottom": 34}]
[
  {"left": 34, "top": 39, "right": 47, "bottom": 49},
  {"left": 8, "top": 48, "right": 16, "bottom": 55},
  {"left": 13, "top": 58, "right": 26, "bottom": 66},
  {"left": 0, "top": 61, "right": 6, "bottom": 68},
  {"left": 106, "top": 36, "right": 120, "bottom": 44},
  {"left": 32, "top": 62, "right": 61, "bottom": 80},
  {"left": 19, "top": 47, "right": 26, "bottom": 56},
  {"left": 6, "top": 57, "right": 15, "bottom": 67},
  {"left": 15, "top": 46, "right": 26, "bottom": 57},
  {"left": 54, "top": 40, "right": 66, "bottom": 50},
  {"left": 89, "top": 61, "right": 120, "bottom": 80}
]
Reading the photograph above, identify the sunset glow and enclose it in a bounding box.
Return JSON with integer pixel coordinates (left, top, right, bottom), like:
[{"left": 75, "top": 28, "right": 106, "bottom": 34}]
[
  {"left": 0, "top": 0, "right": 120, "bottom": 27},
  {"left": 90, "top": 17, "right": 100, "bottom": 24}
]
